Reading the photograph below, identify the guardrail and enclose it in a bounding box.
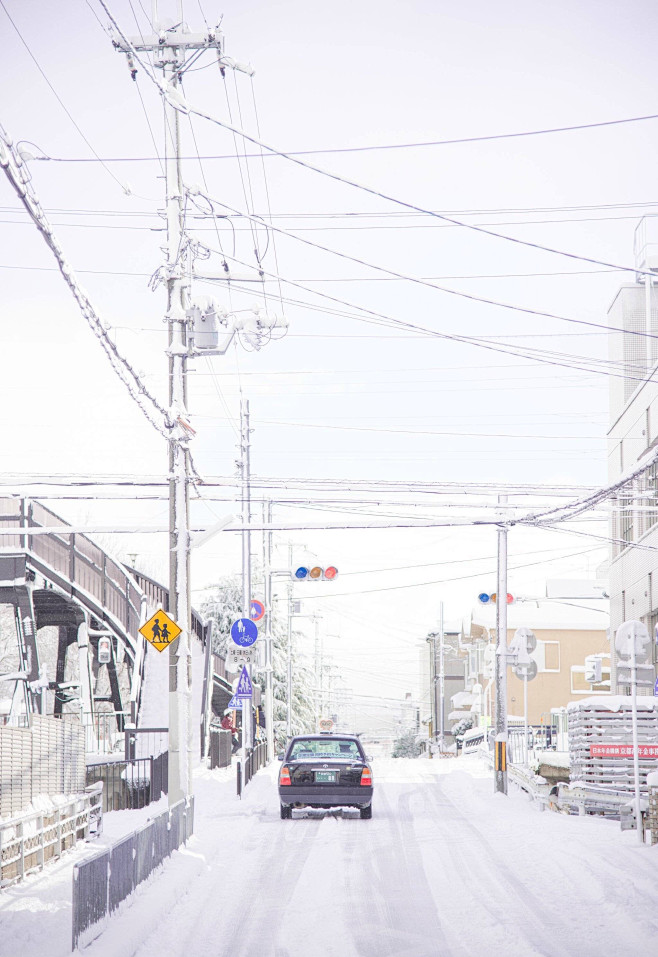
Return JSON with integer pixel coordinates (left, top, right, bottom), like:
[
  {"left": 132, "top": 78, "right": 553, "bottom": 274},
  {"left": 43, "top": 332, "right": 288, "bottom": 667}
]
[
  {"left": 237, "top": 742, "right": 268, "bottom": 797},
  {"left": 0, "top": 783, "right": 103, "bottom": 887},
  {"left": 72, "top": 796, "right": 194, "bottom": 951}
]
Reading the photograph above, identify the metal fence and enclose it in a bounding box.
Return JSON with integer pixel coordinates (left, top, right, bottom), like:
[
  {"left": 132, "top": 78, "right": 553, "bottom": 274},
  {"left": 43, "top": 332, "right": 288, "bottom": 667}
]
[
  {"left": 80, "top": 711, "right": 129, "bottom": 755},
  {"left": 0, "top": 783, "right": 103, "bottom": 887},
  {"left": 86, "top": 753, "right": 168, "bottom": 813},
  {"left": 0, "top": 714, "right": 85, "bottom": 818},
  {"left": 237, "top": 742, "right": 268, "bottom": 797},
  {"left": 72, "top": 796, "right": 194, "bottom": 951},
  {"left": 507, "top": 725, "right": 557, "bottom": 765},
  {"left": 209, "top": 728, "right": 232, "bottom": 770}
]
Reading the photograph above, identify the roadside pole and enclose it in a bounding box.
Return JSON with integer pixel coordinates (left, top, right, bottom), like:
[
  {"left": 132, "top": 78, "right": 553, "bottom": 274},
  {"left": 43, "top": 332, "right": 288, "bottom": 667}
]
[
  {"left": 163, "top": 44, "right": 193, "bottom": 808},
  {"left": 630, "top": 623, "right": 643, "bottom": 844},
  {"left": 240, "top": 400, "right": 253, "bottom": 757},
  {"left": 494, "top": 495, "right": 509, "bottom": 795},
  {"left": 263, "top": 500, "right": 274, "bottom": 761},
  {"left": 426, "top": 632, "right": 437, "bottom": 754},
  {"left": 286, "top": 544, "right": 293, "bottom": 738},
  {"left": 239, "top": 402, "right": 253, "bottom": 773},
  {"left": 438, "top": 602, "right": 445, "bottom": 752}
]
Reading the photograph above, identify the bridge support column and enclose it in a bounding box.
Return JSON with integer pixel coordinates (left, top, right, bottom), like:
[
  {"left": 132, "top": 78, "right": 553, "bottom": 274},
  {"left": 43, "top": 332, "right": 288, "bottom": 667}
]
[
  {"left": 15, "top": 587, "right": 41, "bottom": 715},
  {"left": 77, "top": 621, "right": 94, "bottom": 732}
]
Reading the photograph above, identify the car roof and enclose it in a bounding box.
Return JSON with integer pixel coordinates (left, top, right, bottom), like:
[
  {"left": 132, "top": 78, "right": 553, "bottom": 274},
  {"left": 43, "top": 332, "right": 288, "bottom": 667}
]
[{"left": 289, "top": 733, "right": 360, "bottom": 741}]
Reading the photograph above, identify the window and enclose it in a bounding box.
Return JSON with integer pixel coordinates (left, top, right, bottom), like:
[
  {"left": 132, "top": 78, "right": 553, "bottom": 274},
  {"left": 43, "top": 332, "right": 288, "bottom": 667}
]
[
  {"left": 542, "top": 641, "right": 560, "bottom": 672},
  {"left": 288, "top": 738, "right": 361, "bottom": 759},
  {"left": 620, "top": 495, "right": 634, "bottom": 547},
  {"left": 644, "top": 463, "right": 658, "bottom": 533}
]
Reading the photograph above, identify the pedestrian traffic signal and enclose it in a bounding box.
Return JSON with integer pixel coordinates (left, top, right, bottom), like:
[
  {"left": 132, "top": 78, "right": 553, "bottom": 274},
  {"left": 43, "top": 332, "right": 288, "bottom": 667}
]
[
  {"left": 293, "top": 565, "right": 339, "bottom": 581},
  {"left": 478, "top": 592, "right": 514, "bottom": 604}
]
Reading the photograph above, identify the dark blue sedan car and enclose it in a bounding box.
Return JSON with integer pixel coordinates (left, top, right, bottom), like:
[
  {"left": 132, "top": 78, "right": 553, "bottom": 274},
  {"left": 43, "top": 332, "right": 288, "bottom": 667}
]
[{"left": 278, "top": 734, "right": 373, "bottom": 819}]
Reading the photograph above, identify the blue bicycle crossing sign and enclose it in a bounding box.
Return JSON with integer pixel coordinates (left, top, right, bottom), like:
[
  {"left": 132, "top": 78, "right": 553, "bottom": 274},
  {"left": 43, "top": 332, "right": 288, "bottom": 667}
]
[{"left": 231, "top": 618, "right": 258, "bottom": 647}]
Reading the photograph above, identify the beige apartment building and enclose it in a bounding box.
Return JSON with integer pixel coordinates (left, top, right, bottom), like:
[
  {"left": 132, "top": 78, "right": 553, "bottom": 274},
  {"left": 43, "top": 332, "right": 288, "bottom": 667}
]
[{"left": 467, "top": 587, "right": 609, "bottom": 727}]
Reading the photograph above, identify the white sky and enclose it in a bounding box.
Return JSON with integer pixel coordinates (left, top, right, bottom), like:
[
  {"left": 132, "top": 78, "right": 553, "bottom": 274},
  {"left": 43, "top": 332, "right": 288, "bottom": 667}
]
[{"left": 1, "top": 0, "right": 652, "bottom": 717}]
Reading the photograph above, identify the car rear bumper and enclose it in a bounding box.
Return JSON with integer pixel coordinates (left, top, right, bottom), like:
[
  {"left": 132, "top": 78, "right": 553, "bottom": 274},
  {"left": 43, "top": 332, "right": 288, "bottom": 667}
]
[{"left": 279, "top": 786, "right": 373, "bottom": 808}]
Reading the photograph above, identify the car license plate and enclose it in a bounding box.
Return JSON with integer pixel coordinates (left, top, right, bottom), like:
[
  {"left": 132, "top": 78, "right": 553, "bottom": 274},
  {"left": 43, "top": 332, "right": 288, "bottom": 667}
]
[{"left": 315, "top": 770, "right": 337, "bottom": 783}]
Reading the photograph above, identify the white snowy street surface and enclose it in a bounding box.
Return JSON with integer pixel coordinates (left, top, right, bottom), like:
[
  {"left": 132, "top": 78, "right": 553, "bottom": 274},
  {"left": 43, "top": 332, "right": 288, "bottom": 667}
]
[{"left": 2, "top": 756, "right": 658, "bottom": 957}]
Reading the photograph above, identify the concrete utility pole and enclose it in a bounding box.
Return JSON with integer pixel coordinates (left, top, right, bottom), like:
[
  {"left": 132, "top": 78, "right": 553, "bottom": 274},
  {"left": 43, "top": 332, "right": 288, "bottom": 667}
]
[
  {"left": 286, "top": 544, "right": 294, "bottom": 738},
  {"left": 110, "top": 13, "right": 253, "bottom": 806},
  {"left": 162, "top": 34, "right": 192, "bottom": 809},
  {"left": 494, "top": 495, "right": 509, "bottom": 795},
  {"left": 263, "top": 500, "right": 275, "bottom": 761},
  {"left": 438, "top": 602, "right": 445, "bottom": 752},
  {"left": 239, "top": 399, "right": 253, "bottom": 753}
]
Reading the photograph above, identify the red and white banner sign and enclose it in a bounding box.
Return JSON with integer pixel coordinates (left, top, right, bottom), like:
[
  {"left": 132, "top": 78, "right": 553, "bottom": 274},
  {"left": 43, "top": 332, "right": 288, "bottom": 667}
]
[{"left": 590, "top": 744, "right": 658, "bottom": 758}]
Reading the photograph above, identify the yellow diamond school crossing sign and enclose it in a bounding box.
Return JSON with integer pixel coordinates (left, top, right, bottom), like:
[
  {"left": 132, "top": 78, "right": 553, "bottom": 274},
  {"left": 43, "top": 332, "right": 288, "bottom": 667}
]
[{"left": 139, "top": 609, "right": 181, "bottom": 652}]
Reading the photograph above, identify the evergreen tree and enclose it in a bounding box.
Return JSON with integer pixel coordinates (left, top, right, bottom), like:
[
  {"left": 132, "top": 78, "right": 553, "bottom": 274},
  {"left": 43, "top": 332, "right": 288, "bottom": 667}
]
[
  {"left": 201, "top": 575, "right": 316, "bottom": 746},
  {"left": 392, "top": 731, "right": 422, "bottom": 759}
]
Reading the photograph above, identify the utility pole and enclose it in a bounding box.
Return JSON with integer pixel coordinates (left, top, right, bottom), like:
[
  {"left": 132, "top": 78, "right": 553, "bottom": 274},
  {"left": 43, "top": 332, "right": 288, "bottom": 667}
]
[
  {"left": 110, "top": 14, "right": 250, "bottom": 806},
  {"left": 313, "top": 616, "right": 321, "bottom": 728},
  {"left": 240, "top": 399, "right": 253, "bottom": 620},
  {"left": 239, "top": 399, "right": 253, "bottom": 753},
  {"left": 263, "top": 500, "right": 275, "bottom": 761},
  {"left": 494, "top": 495, "right": 509, "bottom": 795},
  {"left": 438, "top": 602, "right": 445, "bottom": 753},
  {"left": 286, "top": 543, "right": 293, "bottom": 738}
]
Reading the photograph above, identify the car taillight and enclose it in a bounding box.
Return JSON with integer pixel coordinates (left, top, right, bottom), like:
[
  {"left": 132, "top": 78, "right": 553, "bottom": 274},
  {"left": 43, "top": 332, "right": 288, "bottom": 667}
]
[
  {"left": 280, "top": 765, "right": 291, "bottom": 786},
  {"left": 360, "top": 766, "right": 372, "bottom": 786}
]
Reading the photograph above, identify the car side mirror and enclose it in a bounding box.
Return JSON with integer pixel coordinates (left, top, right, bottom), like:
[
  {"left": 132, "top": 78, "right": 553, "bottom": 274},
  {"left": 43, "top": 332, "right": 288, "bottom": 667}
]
[{"left": 277, "top": 752, "right": 284, "bottom": 761}]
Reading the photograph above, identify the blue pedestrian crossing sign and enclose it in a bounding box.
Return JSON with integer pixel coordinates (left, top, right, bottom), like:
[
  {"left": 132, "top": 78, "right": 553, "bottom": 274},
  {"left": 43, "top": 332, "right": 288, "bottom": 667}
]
[
  {"left": 235, "top": 665, "right": 253, "bottom": 698},
  {"left": 228, "top": 695, "right": 244, "bottom": 709},
  {"left": 231, "top": 618, "right": 258, "bottom": 647}
]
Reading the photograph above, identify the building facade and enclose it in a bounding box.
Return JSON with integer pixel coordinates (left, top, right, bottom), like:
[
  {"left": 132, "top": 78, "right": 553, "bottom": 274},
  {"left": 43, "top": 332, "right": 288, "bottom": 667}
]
[{"left": 607, "top": 263, "right": 658, "bottom": 692}]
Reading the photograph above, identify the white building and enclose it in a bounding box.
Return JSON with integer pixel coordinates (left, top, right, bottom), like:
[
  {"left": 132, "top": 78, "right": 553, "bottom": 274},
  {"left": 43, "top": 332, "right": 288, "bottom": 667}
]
[{"left": 607, "top": 219, "right": 658, "bottom": 693}]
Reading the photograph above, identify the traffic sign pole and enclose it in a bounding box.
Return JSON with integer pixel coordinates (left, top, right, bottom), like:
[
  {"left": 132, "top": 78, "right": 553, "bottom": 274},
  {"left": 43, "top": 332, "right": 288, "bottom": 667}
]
[
  {"left": 631, "top": 627, "right": 642, "bottom": 844},
  {"left": 615, "top": 619, "right": 651, "bottom": 843},
  {"left": 494, "top": 495, "right": 509, "bottom": 795},
  {"left": 263, "top": 500, "right": 274, "bottom": 763}
]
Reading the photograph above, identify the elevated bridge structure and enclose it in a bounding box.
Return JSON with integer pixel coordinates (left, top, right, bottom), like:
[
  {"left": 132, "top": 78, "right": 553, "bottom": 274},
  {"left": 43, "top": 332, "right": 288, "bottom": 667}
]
[{"left": 0, "top": 497, "right": 230, "bottom": 738}]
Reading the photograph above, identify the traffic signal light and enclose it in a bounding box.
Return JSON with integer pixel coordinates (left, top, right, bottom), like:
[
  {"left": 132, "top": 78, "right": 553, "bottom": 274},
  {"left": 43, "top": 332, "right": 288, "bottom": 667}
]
[
  {"left": 293, "top": 565, "right": 338, "bottom": 581},
  {"left": 478, "top": 592, "right": 514, "bottom": 605},
  {"left": 510, "top": 627, "right": 537, "bottom": 680},
  {"left": 584, "top": 655, "right": 602, "bottom": 684}
]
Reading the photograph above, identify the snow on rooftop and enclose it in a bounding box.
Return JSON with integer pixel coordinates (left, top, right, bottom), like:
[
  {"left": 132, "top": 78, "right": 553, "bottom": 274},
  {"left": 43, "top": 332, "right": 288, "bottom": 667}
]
[{"left": 566, "top": 695, "right": 658, "bottom": 712}]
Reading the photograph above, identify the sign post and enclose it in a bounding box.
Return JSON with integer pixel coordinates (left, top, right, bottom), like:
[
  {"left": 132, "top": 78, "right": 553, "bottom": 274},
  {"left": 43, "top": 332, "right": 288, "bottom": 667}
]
[{"left": 615, "top": 619, "right": 651, "bottom": 843}]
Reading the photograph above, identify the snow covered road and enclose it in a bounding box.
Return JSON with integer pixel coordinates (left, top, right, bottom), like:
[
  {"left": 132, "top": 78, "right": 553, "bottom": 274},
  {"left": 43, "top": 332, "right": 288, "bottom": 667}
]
[{"left": 3, "top": 756, "right": 658, "bottom": 957}]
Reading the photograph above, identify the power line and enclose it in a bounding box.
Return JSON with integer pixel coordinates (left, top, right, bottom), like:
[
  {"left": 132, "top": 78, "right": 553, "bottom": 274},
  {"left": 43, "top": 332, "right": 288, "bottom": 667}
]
[
  {"left": 27, "top": 111, "right": 658, "bottom": 159},
  {"left": 194, "top": 189, "right": 658, "bottom": 357},
  {"left": 1, "top": 0, "right": 128, "bottom": 194},
  {"left": 89, "top": 9, "right": 658, "bottom": 283}
]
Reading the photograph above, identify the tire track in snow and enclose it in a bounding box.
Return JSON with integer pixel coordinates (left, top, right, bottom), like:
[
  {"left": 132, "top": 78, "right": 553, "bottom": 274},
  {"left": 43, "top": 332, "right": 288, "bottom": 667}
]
[
  {"left": 426, "top": 781, "right": 632, "bottom": 957},
  {"left": 339, "top": 782, "right": 467, "bottom": 957},
  {"left": 127, "top": 774, "right": 322, "bottom": 957}
]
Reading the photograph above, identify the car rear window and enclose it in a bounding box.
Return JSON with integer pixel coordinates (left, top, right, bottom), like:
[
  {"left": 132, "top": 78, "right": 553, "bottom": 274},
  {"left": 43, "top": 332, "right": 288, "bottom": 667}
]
[{"left": 289, "top": 738, "right": 361, "bottom": 759}]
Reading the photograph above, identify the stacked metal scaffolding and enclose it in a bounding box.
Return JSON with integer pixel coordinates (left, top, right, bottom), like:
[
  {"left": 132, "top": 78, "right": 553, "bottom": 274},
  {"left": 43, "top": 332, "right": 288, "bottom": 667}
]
[{"left": 568, "top": 698, "right": 658, "bottom": 794}]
